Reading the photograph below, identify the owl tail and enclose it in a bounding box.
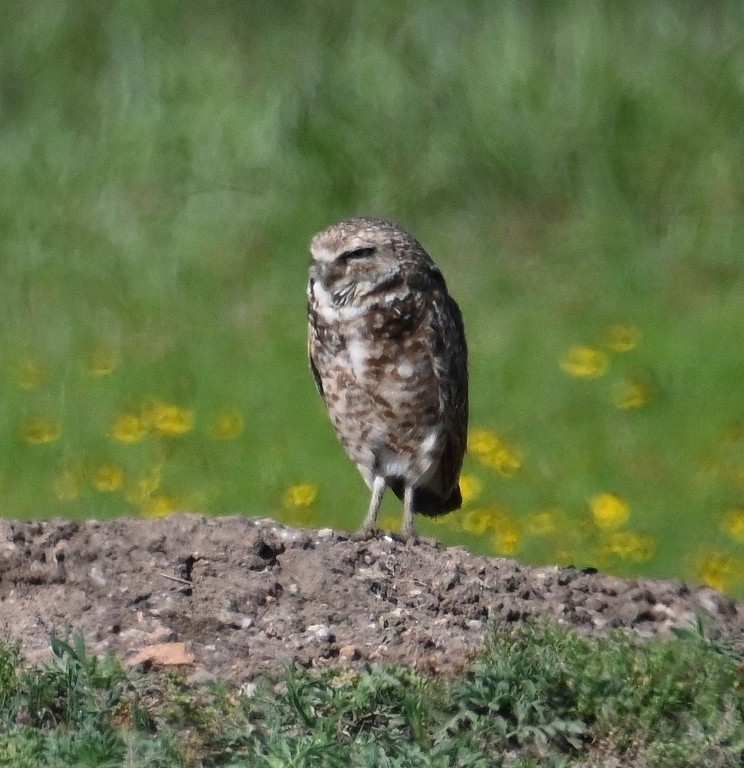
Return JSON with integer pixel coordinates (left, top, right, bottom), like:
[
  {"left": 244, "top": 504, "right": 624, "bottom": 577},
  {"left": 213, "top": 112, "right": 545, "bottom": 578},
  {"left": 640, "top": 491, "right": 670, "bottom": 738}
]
[{"left": 390, "top": 480, "right": 462, "bottom": 516}]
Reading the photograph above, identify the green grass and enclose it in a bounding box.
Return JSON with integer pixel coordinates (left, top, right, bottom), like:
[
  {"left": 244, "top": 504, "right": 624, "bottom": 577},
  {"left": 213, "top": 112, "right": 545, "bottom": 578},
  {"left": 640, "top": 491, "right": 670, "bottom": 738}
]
[
  {"left": 2, "top": 1, "right": 744, "bottom": 594},
  {"left": 1, "top": 624, "right": 743, "bottom": 767}
]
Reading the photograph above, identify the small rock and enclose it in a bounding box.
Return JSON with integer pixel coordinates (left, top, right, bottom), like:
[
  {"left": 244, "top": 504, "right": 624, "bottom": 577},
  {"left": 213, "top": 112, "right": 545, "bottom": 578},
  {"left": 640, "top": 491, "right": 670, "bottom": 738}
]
[
  {"left": 317, "top": 528, "right": 334, "bottom": 539},
  {"left": 187, "top": 667, "right": 217, "bottom": 685},
  {"left": 307, "top": 623, "right": 333, "bottom": 641},
  {"left": 88, "top": 567, "right": 107, "bottom": 587},
  {"left": 339, "top": 644, "right": 361, "bottom": 661},
  {"left": 216, "top": 610, "right": 253, "bottom": 629},
  {"left": 147, "top": 626, "right": 174, "bottom": 643},
  {"left": 127, "top": 641, "right": 195, "bottom": 668},
  {"left": 238, "top": 682, "right": 258, "bottom": 698}
]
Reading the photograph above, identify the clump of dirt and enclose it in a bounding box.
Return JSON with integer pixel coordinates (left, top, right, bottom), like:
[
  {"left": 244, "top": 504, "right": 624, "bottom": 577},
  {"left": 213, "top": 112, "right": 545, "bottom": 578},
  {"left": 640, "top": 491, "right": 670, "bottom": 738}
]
[{"left": 0, "top": 515, "right": 741, "bottom": 683}]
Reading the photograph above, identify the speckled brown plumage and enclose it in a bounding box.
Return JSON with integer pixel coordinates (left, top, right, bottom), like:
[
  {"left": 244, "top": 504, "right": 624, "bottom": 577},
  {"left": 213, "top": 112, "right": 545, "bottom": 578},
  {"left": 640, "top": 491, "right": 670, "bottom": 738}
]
[{"left": 307, "top": 217, "right": 468, "bottom": 536}]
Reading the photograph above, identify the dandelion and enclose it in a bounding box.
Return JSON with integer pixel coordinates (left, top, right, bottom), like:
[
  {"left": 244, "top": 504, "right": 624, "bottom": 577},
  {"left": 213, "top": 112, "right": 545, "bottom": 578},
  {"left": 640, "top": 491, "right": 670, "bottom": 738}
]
[
  {"left": 492, "top": 524, "right": 520, "bottom": 555},
  {"left": 590, "top": 493, "right": 630, "bottom": 529},
  {"left": 15, "top": 358, "right": 45, "bottom": 389},
  {"left": 459, "top": 508, "right": 495, "bottom": 535},
  {"left": 143, "top": 494, "right": 183, "bottom": 518},
  {"left": 126, "top": 463, "right": 163, "bottom": 506},
  {"left": 604, "top": 323, "right": 641, "bottom": 352},
  {"left": 282, "top": 483, "right": 318, "bottom": 508},
  {"left": 110, "top": 413, "right": 148, "bottom": 444},
  {"left": 147, "top": 401, "right": 194, "bottom": 437},
  {"left": 208, "top": 408, "right": 245, "bottom": 440},
  {"left": 604, "top": 531, "right": 655, "bottom": 561},
  {"left": 22, "top": 415, "right": 61, "bottom": 444},
  {"left": 459, "top": 506, "right": 509, "bottom": 535},
  {"left": 92, "top": 463, "right": 124, "bottom": 492},
  {"left": 526, "top": 508, "right": 560, "bottom": 536},
  {"left": 560, "top": 345, "right": 609, "bottom": 378},
  {"left": 459, "top": 474, "right": 482, "bottom": 505},
  {"left": 469, "top": 429, "right": 501, "bottom": 457},
  {"left": 53, "top": 465, "right": 82, "bottom": 501},
  {"left": 721, "top": 508, "right": 744, "bottom": 542},
  {"left": 87, "top": 346, "right": 119, "bottom": 376},
  {"left": 696, "top": 553, "right": 742, "bottom": 593},
  {"left": 469, "top": 429, "right": 522, "bottom": 476},
  {"left": 613, "top": 377, "right": 651, "bottom": 410},
  {"left": 482, "top": 445, "right": 522, "bottom": 476}
]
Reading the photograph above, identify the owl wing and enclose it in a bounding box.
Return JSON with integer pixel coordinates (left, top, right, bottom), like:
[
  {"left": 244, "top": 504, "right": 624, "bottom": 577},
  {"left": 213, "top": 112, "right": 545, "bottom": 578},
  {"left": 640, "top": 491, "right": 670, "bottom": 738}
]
[
  {"left": 422, "top": 273, "right": 469, "bottom": 509},
  {"left": 308, "top": 334, "right": 324, "bottom": 397},
  {"left": 307, "top": 279, "right": 327, "bottom": 398}
]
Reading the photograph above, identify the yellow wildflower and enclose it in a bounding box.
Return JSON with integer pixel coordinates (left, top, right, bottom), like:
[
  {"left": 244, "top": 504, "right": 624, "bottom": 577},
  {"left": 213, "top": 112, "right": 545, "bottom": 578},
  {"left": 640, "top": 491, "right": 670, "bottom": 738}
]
[
  {"left": 605, "top": 531, "right": 655, "bottom": 561},
  {"left": 696, "top": 553, "right": 742, "bottom": 593},
  {"left": 87, "top": 346, "right": 119, "bottom": 376},
  {"left": 459, "top": 474, "right": 482, "bottom": 505},
  {"left": 282, "top": 483, "right": 318, "bottom": 508},
  {"left": 526, "top": 508, "right": 560, "bottom": 536},
  {"left": 721, "top": 508, "right": 744, "bottom": 542},
  {"left": 15, "top": 358, "right": 45, "bottom": 389},
  {"left": 22, "top": 416, "right": 61, "bottom": 445},
  {"left": 208, "top": 408, "right": 245, "bottom": 440},
  {"left": 110, "top": 413, "right": 148, "bottom": 444},
  {"left": 148, "top": 401, "right": 194, "bottom": 437},
  {"left": 469, "top": 429, "right": 501, "bottom": 457},
  {"left": 92, "top": 463, "right": 124, "bottom": 492},
  {"left": 460, "top": 508, "right": 496, "bottom": 535},
  {"left": 613, "top": 378, "right": 651, "bottom": 410},
  {"left": 590, "top": 493, "right": 630, "bottom": 529},
  {"left": 482, "top": 445, "right": 522, "bottom": 476},
  {"left": 143, "top": 494, "right": 183, "bottom": 518},
  {"left": 53, "top": 468, "right": 81, "bottom": 501},
  {"left": 492, "top": 524, "right": 520, "bottom": 555},
  {"left": 604, "top": 323, "right": 641, "bottom": 352},
  {"left": 126, "top": 464, "right": 163, "bottom": 506},
  {"left": 469, "top": 429, "right": 522, "bottom": 476},
  {"left": 459, "top": 506, "right": 510, "bottom": 535},
  {"left": 560, "top": 345, "right": 609, "bottom": 378}
]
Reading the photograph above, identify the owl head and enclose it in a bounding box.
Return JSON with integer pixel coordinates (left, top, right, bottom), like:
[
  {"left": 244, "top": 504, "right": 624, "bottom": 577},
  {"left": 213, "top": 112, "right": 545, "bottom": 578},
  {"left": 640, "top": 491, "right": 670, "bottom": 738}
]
[{"left": 309, "top": 217, "right": 438, "bottom": 303}]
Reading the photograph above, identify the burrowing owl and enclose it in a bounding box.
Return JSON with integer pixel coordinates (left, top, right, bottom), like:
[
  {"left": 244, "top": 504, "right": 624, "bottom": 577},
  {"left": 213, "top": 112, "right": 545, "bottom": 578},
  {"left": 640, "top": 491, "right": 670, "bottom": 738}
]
[{"left": 307, "top": 217, "right": 468, "bottom": 537}]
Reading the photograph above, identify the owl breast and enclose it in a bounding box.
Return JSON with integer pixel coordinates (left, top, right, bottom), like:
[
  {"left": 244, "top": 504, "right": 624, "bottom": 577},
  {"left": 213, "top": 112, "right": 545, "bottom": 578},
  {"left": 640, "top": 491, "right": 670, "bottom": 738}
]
[{"left": 309, "top": 279, "right": 444, "bottom": 491}]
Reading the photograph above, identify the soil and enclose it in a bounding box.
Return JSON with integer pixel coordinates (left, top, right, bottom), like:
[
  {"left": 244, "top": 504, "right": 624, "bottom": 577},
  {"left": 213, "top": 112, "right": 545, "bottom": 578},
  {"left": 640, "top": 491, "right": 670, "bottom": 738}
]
[{"left": 1, "top": 514, "right": 743, "bottom": 683}]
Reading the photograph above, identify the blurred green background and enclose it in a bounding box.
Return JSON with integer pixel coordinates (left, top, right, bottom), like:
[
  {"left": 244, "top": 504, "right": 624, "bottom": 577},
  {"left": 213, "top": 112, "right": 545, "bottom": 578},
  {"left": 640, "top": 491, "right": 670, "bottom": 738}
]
[{"left": 2, "top": 1, "right": 744, "bottom": 595}]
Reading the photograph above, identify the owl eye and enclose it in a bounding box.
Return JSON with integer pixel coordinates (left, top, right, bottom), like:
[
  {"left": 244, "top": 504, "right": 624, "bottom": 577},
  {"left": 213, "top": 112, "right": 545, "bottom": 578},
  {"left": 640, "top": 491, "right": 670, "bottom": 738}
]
[{"left": 339, "top": 246, "right": 375, "bottom": 262}]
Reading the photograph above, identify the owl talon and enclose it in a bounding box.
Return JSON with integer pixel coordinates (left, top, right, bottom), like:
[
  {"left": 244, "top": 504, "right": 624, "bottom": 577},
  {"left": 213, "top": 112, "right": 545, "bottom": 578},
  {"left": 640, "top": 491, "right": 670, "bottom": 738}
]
[
  {"left": 352, "top": 527, "right": 379, "bottom": 542},
  {"left": 397, "top": 529, "right": 419, "bottom": 545}
]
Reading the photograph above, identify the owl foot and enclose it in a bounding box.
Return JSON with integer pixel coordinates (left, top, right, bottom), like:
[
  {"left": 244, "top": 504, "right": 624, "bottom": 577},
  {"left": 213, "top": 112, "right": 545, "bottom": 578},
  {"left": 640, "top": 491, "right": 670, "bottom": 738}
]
[
  {"left": 352, "top": 526, "right": 379, "bottom": 542},
  {"left": 394, "top": 526, "right": 419, "bottom": 545}
]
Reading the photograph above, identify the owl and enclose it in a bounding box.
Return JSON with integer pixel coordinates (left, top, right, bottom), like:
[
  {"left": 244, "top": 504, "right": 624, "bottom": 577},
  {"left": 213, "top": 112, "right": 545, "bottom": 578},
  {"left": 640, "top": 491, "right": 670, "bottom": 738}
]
[{"left": 307, "top": 217, "right": 468, "bottom": 537}]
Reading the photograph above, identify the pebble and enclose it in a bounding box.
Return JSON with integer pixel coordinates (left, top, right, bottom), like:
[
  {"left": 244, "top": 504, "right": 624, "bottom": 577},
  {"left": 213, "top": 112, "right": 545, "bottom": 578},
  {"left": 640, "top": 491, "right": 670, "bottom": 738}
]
[
  {"left": 89, "top": 567, "right": 107, "bottom": 587},
  {"left": 187, "top": 667, "right": 217, "bottom": 685},
  {"left": 307, "top": 623, "right": 332, "bottom": 641},
  {"left": 339, "top": 644, "right": 361, "bottom": 661}
]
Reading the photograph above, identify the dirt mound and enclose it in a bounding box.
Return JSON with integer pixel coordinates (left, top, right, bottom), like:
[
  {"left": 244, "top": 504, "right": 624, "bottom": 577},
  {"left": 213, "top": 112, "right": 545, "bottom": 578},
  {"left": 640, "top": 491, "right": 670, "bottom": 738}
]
[{"left": 1, "top": 515, "right": 741, "bottom": 682}]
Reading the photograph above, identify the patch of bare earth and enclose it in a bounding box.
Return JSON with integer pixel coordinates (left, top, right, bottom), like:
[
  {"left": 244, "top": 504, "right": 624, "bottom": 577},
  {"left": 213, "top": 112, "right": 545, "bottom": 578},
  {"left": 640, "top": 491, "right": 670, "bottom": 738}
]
[{"left": 0, "top": 514, "right": 742, "bottom": 683}]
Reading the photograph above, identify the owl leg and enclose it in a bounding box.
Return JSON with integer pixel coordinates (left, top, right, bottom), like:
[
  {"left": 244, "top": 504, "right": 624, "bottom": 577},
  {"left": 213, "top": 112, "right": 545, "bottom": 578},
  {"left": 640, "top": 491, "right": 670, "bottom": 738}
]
[
  {"left": 359, "top": 475, "right": 386, "bottom": 534},
  {"left": 401, "top": 485, "right": 417, "bottom": 538}
]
